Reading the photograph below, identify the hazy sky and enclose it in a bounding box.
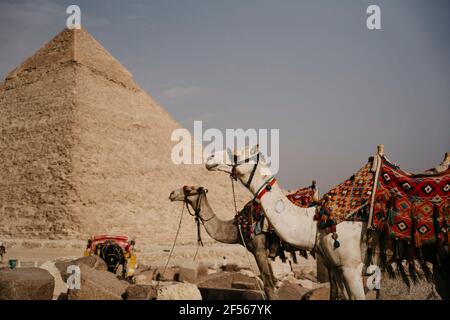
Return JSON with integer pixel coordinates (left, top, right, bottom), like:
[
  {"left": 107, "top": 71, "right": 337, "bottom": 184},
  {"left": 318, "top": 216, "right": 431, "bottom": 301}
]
[{"left": 1, "top": 0, "right": 449, "bottom": 190}]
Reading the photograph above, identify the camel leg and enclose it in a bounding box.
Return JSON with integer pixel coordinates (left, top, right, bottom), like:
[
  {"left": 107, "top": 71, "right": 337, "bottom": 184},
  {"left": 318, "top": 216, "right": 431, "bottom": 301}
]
[
  {"left": 330, "top": 268, "right": 348, "bottom": 300},
  {"left": 316, "top": 251, "right": 345, "bottom": 300},
  {"left": 329, "top": 269, "right": 340, "bottom": 300},
  {"left": 250, "top": 234, "right": 278, "bottom": 300},
  {"left": 341, "top": 266, "right": 366, "bottom": 300}
]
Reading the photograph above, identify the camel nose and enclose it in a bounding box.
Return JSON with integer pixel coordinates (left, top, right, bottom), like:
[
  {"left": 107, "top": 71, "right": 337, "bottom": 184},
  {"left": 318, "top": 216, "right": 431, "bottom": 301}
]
[{"left": 169, "top": 191, "right": 176, "bottom": 201}]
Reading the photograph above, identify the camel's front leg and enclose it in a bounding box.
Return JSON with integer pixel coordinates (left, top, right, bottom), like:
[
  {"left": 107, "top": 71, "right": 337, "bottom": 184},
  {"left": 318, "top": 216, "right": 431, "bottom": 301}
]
[
  {"left": 341, "top": 265, "right": 366, "bottom": 300},
  {"left": 317, "top": 222, "right": 367, "bottom": 300},
  {"left": 250, "top": 234, "right": 278, "bottom": 300}
]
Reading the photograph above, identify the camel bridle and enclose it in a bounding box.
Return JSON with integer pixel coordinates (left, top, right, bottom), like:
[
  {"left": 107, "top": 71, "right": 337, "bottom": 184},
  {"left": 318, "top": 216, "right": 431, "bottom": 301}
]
[
  {"left": 227, "top": 148, "right": 261, "bottom": 189},
  {"left": 182, "top": 186, "right": 213, "bottom": 247}
]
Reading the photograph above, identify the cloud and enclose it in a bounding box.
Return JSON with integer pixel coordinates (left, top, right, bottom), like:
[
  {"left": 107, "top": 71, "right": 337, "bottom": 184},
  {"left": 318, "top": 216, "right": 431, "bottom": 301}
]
[{"left": 161, "top": 86, "right": 201, "bottom": 101}]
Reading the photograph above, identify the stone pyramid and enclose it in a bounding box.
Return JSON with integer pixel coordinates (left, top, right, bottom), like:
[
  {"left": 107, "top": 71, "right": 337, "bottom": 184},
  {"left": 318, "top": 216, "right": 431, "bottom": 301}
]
[{"left": 0, "top": 28, "right": 250, "bottom": 245}]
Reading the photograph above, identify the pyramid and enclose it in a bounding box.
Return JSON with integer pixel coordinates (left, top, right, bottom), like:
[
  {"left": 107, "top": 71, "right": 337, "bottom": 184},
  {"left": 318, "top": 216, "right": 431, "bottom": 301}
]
[{"left": 0, "top": 28, "right": 250, "bottom": 245}]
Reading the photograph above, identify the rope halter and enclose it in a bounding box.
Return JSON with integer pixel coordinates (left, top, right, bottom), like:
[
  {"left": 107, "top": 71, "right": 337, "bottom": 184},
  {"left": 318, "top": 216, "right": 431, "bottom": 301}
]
[{"left": 182, "top": 186, "right": 212, "bottom": 247}]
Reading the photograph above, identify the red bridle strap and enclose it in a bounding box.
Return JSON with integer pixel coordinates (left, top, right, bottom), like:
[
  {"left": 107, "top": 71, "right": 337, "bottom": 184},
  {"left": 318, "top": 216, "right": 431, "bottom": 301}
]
[{"left": 256, "top": 177, "right": 277, "bottom": 200}]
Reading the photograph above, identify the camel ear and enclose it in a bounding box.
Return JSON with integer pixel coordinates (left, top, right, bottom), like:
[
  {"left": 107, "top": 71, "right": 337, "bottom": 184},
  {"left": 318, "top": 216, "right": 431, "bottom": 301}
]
[{"left": 251, "top": 144, "right": 259, "bottom": 155}]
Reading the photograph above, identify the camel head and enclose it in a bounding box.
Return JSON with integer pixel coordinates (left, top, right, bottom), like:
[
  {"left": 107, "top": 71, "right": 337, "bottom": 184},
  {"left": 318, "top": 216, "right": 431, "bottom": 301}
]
[
  {"left": 169, "top": 185, "right": 208, "bottom": 207},
  {"left": 205, "top": 148, "right": 234, "bottom": 174},
  {"left": 206, "top": 145, "right": 273, "bottom": 194}
]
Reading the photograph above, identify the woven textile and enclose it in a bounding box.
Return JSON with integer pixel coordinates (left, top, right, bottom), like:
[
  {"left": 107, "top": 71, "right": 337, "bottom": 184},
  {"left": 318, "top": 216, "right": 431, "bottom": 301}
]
[
  {"left": 323, "top": 161, "right": 374, "bottom": 223},
  {"left": 372, "top": 156, "right": 450, "bottom": 246}
]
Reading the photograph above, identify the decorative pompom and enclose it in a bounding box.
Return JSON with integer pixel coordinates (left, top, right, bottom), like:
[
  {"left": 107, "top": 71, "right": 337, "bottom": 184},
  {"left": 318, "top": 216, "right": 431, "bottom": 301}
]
[
  {"left": 333, "top": 240, "right": 340, "bottom": 248},
  {"left": 319, "top": 222, "right": 327, "bottom": 229}
]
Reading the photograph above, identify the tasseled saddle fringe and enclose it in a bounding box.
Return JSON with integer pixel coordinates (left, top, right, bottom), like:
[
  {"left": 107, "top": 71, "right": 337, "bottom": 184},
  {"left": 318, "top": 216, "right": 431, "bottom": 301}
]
[{"left": 379, "top": 237, "right": 437, "bottom": 287}]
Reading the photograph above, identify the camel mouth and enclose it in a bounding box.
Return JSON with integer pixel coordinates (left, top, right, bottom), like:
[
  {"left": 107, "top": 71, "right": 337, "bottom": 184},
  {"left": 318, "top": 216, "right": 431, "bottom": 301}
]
[
  {"left": 205, "top": 162, "right": 219, "bottom": 171},
  {"left": 169, "top": 191, "right": 179, "bottom": 201}
]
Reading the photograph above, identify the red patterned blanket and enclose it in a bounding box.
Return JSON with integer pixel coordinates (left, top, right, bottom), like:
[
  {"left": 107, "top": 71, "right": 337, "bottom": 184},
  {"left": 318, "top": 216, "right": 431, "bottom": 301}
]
[
  {"left": 320, "top": 154, "right": 450, "bottom": 250},
  {"left": 372, "top": 156, "right": 450, "bottom": 246}
]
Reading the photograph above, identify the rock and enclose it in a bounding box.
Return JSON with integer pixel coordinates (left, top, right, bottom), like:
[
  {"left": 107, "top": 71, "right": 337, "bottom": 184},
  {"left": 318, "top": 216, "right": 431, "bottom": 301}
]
[
  {"left": 197, "top": 272, "right": 263, "bottom": 290},
  {"left": 123, "top": 284, "right": 157, "bottom": 300},
  {"left": 302, "top": 286, "right": 330, "bottom": 300},
  {"left": 270, "top": 257, "right": 294, "bottom": 280},
  {"left": 178, "top": 262, "right": 208, "bottom": 283},
  {"left": 276, "top": 281, "right": 310, "bottom": 300},
  {"left": 153, "top": 267, "right": 180, "bottom": 281},
  {"left": 199, "top": 288, "right": 265, "bottom": 300},
  {"left": 135, "top": 270, "right": 155, "bottom": 285},
  {"left": 295, "top": 272, "right": 318, "bottom": 283},
  {"left": 74, "top": 255, "right": 108, "bottom": 271},
  {"left": 67, "top": 264, "right": 128, "bottom": 300},
  {"left": 297, "top": 279, "right": 315, "bottom": 290},
  {"left": 207, "top": 268, "right": 217, "bottom": 275},
  {"left": 156, "top": 282, "right": 202, "bottom": 300},
  {"left": 55, "top": 255, "right": 108, "bottom": 282},
  {"left": 223, "top": 263, "right": 239, "bottom": 272},
  {"left": 39, "top": 260, "right": 68, "bottom": 300},
  {"left": 196, "top": 262, "right": 209, "bottom": 278},
  {"left": 237, "top": 269, "right": 256, "bottom": 278},
  {"left": 231, "top": 281, "right": 259, "bottom": 290},
  {"left": 236, "top": 270, "right": 264, "bottom": 289},
  {"left": 0, "top": 268, "right": 54, "bottom": 300}
]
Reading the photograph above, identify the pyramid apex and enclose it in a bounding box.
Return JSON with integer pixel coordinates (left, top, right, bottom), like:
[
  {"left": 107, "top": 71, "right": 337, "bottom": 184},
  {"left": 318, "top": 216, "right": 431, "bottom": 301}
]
[{"left": 5, "top": 27, "right": 137, "bottom": 91}]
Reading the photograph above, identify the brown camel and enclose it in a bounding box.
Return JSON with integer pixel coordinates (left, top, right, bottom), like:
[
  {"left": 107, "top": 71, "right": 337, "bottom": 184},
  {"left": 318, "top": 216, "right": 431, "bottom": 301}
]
[{"left": 169, "top": 185, "right": 279, "bottom": 299}]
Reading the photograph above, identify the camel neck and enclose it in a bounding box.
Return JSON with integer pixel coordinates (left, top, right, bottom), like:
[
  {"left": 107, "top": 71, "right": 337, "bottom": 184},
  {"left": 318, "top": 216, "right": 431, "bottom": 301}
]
[
  {"left": 257, "top": 180, "right": 318, "bottom": 250},
  {"left": 193, "top": 196, "right": 240, "bottom": 244}
]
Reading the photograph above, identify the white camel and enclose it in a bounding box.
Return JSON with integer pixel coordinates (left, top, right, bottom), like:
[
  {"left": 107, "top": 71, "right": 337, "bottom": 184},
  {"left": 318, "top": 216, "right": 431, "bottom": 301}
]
[{"left": 206, "top": 145, "right": 368, "bottom": 299}]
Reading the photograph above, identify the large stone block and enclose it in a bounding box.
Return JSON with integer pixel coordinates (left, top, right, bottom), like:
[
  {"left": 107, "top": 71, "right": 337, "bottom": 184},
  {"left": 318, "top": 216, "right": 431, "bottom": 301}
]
[
  {"left": 270, "top": 257, "right": 293, "bottom": 280},
  {"left": 302, "top": 286, "right": 330, "bottom": 300},
  {"left": 276, "top": 281, "right": 310, "bottom": 300},
  {"left": 135, "top": 270, "right": 155, "bottom": 285},
  {"left": 123, "top": 284, "right": 157, "bottom": 300},
  {"left": 178, "top": 262, "right": 208, "bottom": 283},
  {"left": 153, "top": 267, "right": 180, "bottom": 281},
  {"left": 39, "top": 261, "right": 68, "bottom": 300},
  {"left": 67, "top": 264, "right": 128, "bottom": 300},
  {"left": 199, "top": 288, "right": 265, "bottom": 300},
  {"left": 156, "top": 283, "right": 202, "bottom": 300},
  {"left": 0, "top": 268, "right": 54, "bottom": 300}
]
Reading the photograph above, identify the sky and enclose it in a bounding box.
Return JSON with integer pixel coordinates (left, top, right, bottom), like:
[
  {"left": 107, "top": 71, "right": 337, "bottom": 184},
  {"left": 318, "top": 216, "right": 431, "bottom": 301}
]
[{"left": 0, "top": 0, "right": 449, "bottom": 191}]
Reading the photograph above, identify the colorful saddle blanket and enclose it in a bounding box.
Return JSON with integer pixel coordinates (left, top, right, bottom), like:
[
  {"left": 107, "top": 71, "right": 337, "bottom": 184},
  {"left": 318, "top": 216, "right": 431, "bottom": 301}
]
[
  {"left": 236, "top": 185, "right": 317, "bottom": 239},
  {"left": 321, "top": 155, "right": 450, "bottom": 247},
  {"left": 322, "top": 160, "right": 374, "bottom": 224},
  {"left": 372, "top": 156, "right": 450, "bottom": 246}
]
